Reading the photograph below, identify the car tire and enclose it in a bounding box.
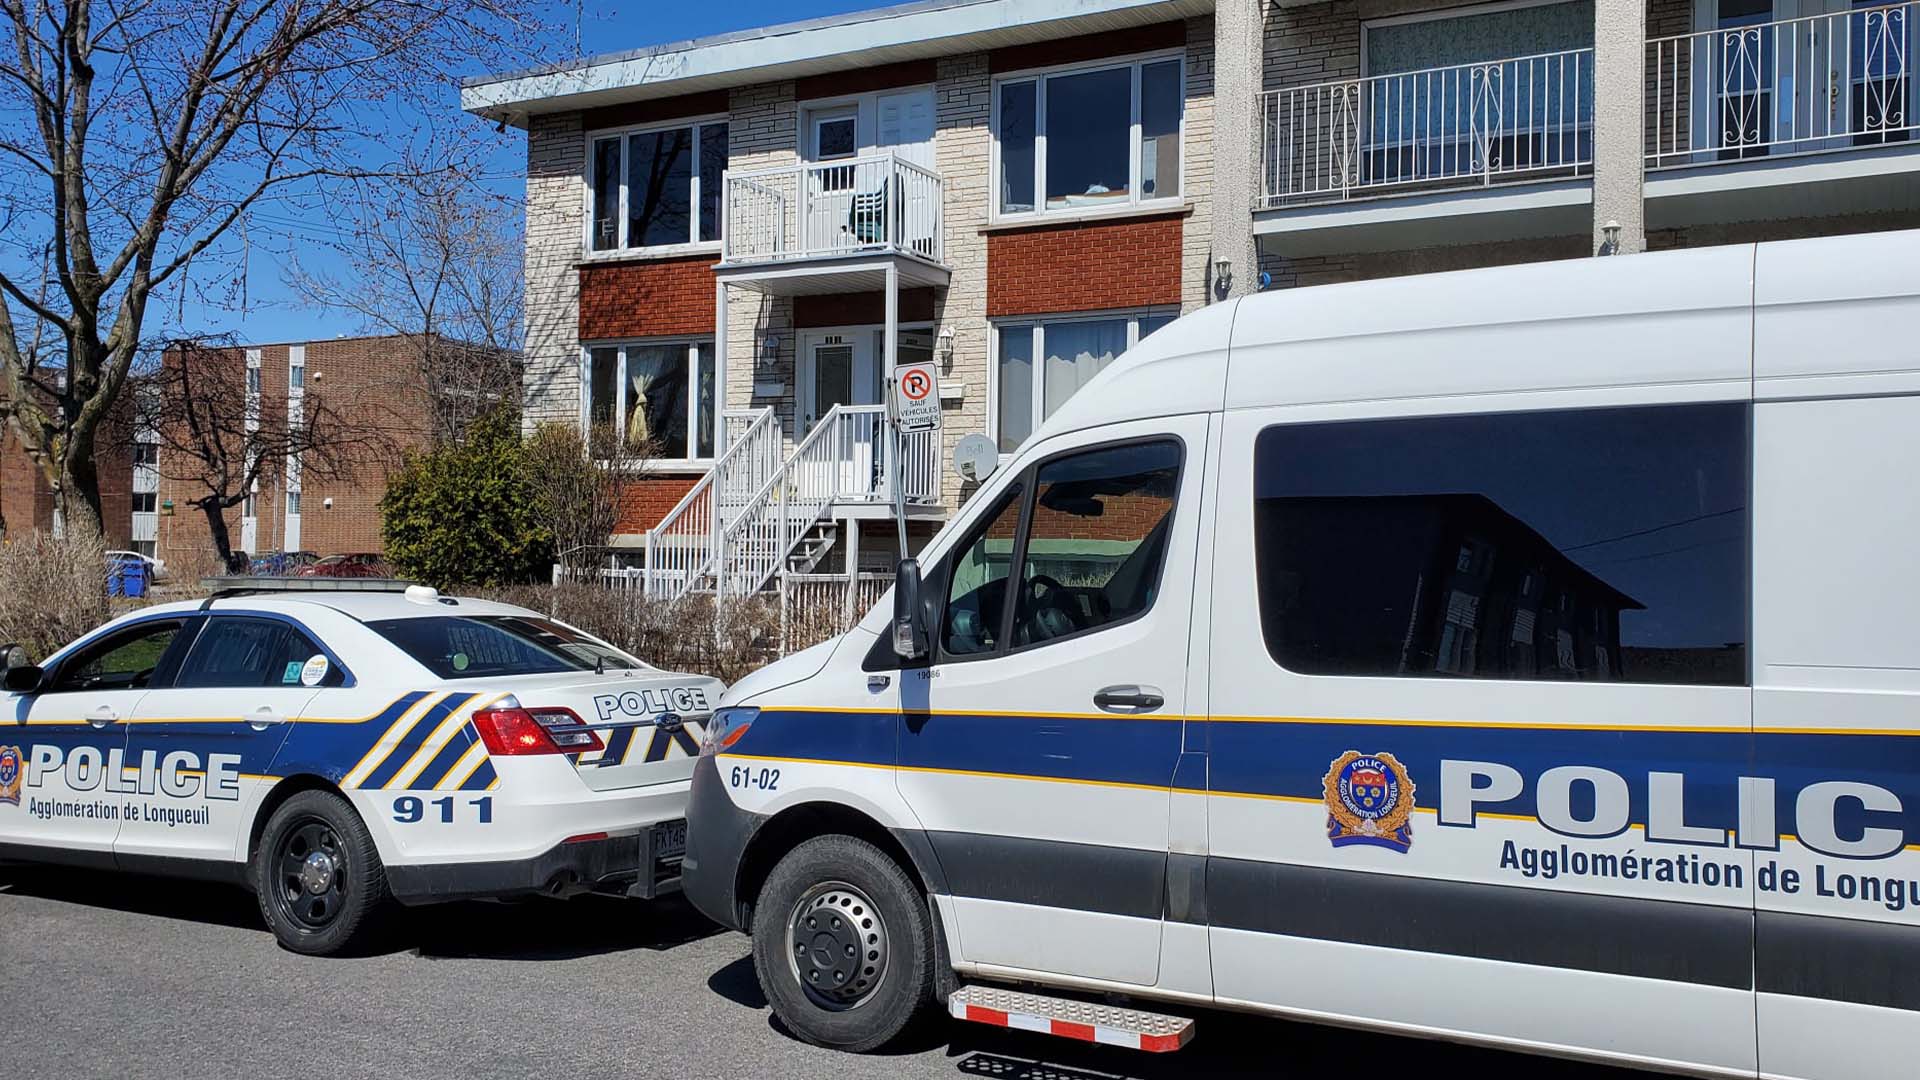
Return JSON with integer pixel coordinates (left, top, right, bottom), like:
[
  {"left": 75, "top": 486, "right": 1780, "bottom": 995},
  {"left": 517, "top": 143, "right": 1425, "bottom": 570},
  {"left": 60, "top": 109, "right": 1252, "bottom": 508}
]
[
  {"left": 751, "top": 835, "right": 936, "bottom": 1052},
  {"left": 252, "top": 789, "right": 391, "bottom": 956}
]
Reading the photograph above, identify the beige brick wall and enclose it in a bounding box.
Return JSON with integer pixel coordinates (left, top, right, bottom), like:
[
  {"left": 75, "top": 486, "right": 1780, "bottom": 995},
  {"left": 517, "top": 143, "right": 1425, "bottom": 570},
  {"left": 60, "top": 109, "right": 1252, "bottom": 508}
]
[
  {"left": 934, "top": 52, "right": 991, "bottom": 507},
  {"left": 724, "top": 82, "right": 799, "bottom": 443},
  {"left": 524, "top": 112, "right": 585, "bottom": 431},
  {"left": 1263, "top": 0, "right": 1361, "bottom": 92},
  {"left": 1181, "top": 16, "right": 1218, "bottom": 311}
]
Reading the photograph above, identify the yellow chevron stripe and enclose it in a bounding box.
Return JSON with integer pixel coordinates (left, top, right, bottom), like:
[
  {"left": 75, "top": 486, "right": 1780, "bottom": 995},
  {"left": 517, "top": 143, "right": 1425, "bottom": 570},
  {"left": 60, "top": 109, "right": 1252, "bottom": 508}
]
[
  {"left": 341, "top": 693, "right": 446, "bottom": 789},
  {"left": 435, "top": 741, "right": 491, "bottom": 791},
  {"left": 384, "top": 693, "right": 503, "bottom": 791}
]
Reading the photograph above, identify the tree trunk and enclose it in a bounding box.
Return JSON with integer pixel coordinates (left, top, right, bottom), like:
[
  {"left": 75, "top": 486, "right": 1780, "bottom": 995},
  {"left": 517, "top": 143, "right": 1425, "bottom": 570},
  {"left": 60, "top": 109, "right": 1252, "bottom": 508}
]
[
  {"left": 199, "top": 501, "right": 237, "bottom": 572},
  {"left": 57, "top": 460, "right": 104, "bottom": 540}
]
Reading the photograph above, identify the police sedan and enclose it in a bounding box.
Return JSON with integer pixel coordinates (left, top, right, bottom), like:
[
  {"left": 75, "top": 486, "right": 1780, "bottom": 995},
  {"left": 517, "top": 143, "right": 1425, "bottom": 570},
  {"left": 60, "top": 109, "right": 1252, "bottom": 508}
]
[{"left": 0, "top": 579, "right": 721, "bottom": 955}]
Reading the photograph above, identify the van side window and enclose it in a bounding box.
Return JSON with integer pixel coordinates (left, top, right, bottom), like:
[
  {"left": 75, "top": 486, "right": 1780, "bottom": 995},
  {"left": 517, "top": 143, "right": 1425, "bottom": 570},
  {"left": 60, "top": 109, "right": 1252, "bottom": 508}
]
[
  {"left": 942, "top": 484, "right": 1024, "bottom": 657},
  {"left": 1012, "top": 441, "right": 1181, "bottom": 647},
  {"left": 1253, "top": 403, "right": 1749, "bottom": 686}
]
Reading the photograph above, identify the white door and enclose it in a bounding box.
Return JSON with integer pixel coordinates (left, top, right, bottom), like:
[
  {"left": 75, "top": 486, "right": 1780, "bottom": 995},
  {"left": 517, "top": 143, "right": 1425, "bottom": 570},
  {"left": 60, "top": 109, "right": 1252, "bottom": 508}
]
[
  {"left": 800, "top": 336, "right": 881, "bottom": 500},
  {"left": 895, "top": 421, "right": 1202, "bottom": 988},
  {"left": 877, "top": 90, "right": 937, "bottom": 257},
  {"left": 805, "top": 111, "right": 859, "bottom": 255}
]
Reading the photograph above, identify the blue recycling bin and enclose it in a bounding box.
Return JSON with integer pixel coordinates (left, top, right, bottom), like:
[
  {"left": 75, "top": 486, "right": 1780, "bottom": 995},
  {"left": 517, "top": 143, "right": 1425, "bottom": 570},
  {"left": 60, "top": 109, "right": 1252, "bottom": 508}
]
[{"left": 107, "top": 558, "right": 148, "bottom": 599}]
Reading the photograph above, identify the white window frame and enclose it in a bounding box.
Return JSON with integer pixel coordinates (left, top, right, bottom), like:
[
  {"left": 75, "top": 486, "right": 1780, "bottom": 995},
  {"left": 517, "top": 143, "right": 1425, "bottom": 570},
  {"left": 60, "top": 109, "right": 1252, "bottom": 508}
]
[
  {"left": 579, "top": 336, "right": 718, "bottom": 466},
  {"left": 987, "top": 307, "right": 1179, "bottom": 450},
  {"left": 810, "top": 111, "right": 860, "bottom": 162},
  {"left": 582, "top": 114, "right": 729, "bottom": 257},
  {"left": 989, "top": 51, "right": 1187, "bottom": 224}
]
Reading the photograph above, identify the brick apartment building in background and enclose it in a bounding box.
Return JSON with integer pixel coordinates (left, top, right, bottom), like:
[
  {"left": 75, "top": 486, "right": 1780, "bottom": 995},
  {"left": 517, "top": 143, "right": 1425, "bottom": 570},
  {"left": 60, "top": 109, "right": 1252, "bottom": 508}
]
[
  {"left": 462, "top": 0, "right": 1918, "bottom": 605},
  {"left": 148, "top": 334, "right": 441, "bottom": 576},
  {"left": 0, "top": 384, "right": 136, "bottom": 549}
]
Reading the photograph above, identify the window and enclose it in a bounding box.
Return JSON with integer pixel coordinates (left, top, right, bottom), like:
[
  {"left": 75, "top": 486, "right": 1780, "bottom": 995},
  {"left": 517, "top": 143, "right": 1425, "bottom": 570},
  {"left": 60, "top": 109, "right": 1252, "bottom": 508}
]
[
  {"left": 176, "top": 618, "right": 341, "bottom": 689},
  {"left": 582, "top": 340, "right": 716, "bottom": 460},
  {"left": 939, "top": 439, "right": 1182, "bottom": 659},
  {"left": 131, "top": 492, "right": 157, "bottom": 514},
  {"left": 587, "top": 120, "right": 729, "bottom": 251},
  {"left": 289, "top": 363, "right": 304, "bottom": 391},
  {"left": 814, "top": 114, "right": 857, "bottom": 159},
  {"left": 995, "top": 56, "right": 1183, "bottom": 216},
  {"left": 994, "top": 311, "right": 1176, "bottom": 451},
  {"left": 246, "top": 367, "right": 261, "bottom": 395},
  {"left": 132, "top": 540, "right": 156, "bottom": 558},
  {"left": 287, "top": 492, "right": 301, "bottom": 516},
  {"left": 942, "top": 484, "right": 1025, "bottom": 657},
  {"left": 52, "top": 621, "right": 184, "bottom": 693},
  {"left": 369, "top": 616, "right": 644, "bottom": 680},
  {"left": 1252, "top": 403, "right": 1750, "bottom": 686},
  {"left": 243, "top": 492, "right": 257, "bottom": 519},
  {"left": 133, "top": 442, "right": 157, "bottom": 467}
]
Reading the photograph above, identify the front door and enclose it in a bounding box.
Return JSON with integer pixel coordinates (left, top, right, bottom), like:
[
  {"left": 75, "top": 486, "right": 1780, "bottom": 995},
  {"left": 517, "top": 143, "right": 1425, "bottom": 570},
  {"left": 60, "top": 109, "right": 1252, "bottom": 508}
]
[
  {"left": 894, "top": 419, "right": 1204, "bottom": 988},
  {"left": 801, "top": 335, "right": 882, "bottom": 500},
  {"left": 118, "top": 615, "right": 326, "bottom": 863},
  {"left": 1, "top": 617, "right": 194, "bottom": 859}
]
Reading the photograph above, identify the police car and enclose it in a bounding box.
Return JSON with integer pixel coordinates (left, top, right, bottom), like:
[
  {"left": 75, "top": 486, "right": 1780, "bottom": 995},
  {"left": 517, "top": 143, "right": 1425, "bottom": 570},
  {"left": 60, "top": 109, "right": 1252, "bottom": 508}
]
[{"left": 0, "top": 578, "right": 720, "bottom": 955}]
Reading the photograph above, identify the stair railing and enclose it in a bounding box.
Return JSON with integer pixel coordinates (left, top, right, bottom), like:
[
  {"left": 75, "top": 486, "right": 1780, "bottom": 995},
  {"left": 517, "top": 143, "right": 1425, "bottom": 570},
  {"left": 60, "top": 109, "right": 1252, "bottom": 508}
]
[{"left": 642, "top": 407, "right": 778, "bottom": 600}]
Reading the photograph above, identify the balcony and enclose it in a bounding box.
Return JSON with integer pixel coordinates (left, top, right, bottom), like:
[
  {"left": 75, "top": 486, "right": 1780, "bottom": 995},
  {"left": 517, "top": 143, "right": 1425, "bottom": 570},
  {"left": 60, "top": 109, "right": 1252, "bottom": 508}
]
[
  {"left": 1645, "top": 1, "right": 1920, "bottom": 227},
  {"left": 718, "top": 153, "right": 949, "bottom": 295},
  {"left": 1256, "top": 47, "right": 1597, "bottom": 255}
]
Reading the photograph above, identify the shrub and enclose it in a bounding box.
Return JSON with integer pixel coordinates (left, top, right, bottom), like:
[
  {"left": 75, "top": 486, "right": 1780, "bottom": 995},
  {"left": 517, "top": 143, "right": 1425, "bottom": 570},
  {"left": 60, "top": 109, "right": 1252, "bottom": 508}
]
[
  {"left": 0, "top": 532, "right": 111, "bottom": 663},
  {"left": 473, "top": 584, "right": 789, "bottom": 684},
  {"left": 380, "top": 409, "right": 551, "bottom": 587}
]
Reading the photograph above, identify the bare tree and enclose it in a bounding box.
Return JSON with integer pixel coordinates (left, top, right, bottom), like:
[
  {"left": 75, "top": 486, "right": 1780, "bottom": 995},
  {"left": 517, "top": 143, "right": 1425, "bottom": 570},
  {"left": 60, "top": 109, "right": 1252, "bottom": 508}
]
[
  {"left": 286, "top": 154, "right": 524, "bottom": 445},
  {"left": 144, "top": 339, "right": 397, "bottom": 568},
  {"left": 523, "top": 420, "right": 655, "bottom": 576},
  {"left": 0, "top": 0, "right": 540, "bottom": 537}
]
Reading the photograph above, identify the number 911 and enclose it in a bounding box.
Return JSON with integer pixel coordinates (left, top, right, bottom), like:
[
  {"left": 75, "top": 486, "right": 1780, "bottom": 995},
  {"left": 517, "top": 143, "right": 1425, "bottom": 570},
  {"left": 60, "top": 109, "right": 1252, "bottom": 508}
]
[{"left": 392, "top": 795, "right": 493, "bottom": 824}]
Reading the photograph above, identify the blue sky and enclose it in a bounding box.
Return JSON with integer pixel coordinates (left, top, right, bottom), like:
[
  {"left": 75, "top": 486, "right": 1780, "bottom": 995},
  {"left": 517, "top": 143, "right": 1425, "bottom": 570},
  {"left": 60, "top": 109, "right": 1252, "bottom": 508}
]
[{"left": 164, "top": 0, "right": 887, "bottom": 346}]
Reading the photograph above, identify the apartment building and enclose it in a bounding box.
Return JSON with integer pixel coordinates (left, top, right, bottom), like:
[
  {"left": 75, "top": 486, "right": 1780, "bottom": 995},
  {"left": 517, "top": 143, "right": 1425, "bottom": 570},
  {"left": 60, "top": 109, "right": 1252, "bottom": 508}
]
[
  {"left": 149, "top": 335, "right": 439, "bottom": 575},
  {"left": 0, "top": 387, "right": 136, "bottom": 550},
  {"left": 463, "top": 0, "right": 1915, "bottom": 602}
]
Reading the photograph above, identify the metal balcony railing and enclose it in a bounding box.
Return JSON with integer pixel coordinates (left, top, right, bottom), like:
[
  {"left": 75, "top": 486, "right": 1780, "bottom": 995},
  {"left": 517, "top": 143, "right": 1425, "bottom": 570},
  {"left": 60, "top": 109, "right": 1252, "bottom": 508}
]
[
  {"left": 1649, "top": 2, "right": 1915, "bottom": 167},
  {"left": 721, "top": 153, "right": 945, "bottom": 265},
  {"left": 1259, "top": 47, "right": 1595, "bottom": 207}
]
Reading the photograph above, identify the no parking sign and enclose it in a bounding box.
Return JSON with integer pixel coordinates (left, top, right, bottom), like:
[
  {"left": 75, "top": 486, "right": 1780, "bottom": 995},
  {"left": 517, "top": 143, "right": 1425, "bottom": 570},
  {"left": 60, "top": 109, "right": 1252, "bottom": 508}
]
[{"left": 892, "top": 360, "right": 941, "bottom": 433}]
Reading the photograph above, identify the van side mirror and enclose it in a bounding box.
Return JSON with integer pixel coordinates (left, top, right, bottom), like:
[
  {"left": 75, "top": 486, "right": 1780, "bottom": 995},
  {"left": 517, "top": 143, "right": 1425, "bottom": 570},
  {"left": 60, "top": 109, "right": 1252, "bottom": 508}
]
[
  {"left": 892, "top": 558, "right": 928, "bottom": 661},
  {"left": 4, "top": 664, "right": 45, "bottom": 694}
]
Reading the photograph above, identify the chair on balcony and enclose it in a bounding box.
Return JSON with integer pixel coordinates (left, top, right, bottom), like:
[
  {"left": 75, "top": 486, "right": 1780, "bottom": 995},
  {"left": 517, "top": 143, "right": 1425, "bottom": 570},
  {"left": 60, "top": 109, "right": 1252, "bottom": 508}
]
[{"left": 844, "top": 178, "right": 891, "bottom": 246}]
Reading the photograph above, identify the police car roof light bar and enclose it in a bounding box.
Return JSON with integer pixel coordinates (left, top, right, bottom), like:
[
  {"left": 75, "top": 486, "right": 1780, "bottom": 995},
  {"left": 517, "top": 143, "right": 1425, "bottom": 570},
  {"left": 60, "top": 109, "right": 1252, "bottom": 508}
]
[{"left": 195, "top": 576, "right": 423, "bottom": 610}]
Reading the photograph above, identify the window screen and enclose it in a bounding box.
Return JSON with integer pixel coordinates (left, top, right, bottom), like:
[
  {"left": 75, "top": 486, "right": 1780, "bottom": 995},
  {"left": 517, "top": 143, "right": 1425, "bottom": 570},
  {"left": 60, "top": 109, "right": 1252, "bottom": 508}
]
[{"left": 1253, "top": 404, "right": 1749, "bottom": 686}]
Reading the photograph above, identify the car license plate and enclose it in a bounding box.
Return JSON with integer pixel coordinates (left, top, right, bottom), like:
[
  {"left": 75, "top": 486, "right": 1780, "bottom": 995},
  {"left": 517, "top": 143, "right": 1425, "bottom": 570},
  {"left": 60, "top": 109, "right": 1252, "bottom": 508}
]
[{"left": 653, "top": 820, "right": 687, "bottom": 858}]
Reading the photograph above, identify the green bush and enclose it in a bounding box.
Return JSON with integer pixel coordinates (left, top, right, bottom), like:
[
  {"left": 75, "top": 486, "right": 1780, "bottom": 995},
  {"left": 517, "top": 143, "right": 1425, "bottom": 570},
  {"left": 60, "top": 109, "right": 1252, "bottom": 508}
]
[{"left": 380, "top": 410, "right": 552, "bottom": 587}]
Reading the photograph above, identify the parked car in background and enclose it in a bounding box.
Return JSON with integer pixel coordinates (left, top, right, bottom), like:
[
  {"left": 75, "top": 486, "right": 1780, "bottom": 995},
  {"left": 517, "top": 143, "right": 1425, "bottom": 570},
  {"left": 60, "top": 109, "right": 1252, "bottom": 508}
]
[
  {"left": 300, "top": 553, "right": 389, "bottom": 578},
  {"left": 249, "top": 551, "right": 319, "bottom": 577},
  {"left": 104, "top": 550, "right": 165, "bottom": 581}
]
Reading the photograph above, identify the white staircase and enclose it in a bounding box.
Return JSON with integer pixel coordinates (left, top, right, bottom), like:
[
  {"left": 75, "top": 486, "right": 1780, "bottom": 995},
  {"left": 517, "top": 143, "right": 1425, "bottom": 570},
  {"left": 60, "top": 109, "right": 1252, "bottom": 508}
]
[{"left": 642, "top": 404, "right": 942, "bottom": 602}]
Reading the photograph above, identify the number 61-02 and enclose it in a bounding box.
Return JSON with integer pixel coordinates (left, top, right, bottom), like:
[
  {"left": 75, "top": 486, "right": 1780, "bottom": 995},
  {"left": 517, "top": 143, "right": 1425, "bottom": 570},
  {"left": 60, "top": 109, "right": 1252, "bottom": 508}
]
[{"left": 392, "top": 795, "right": 493, "bottom": 824}]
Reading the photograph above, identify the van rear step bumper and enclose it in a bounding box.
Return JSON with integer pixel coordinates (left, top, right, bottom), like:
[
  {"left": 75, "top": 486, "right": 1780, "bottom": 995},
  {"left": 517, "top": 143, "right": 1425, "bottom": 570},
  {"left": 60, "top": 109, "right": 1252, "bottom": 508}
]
[{"left": 947, "top": 985, "right": 1194, "bottom": 1053}]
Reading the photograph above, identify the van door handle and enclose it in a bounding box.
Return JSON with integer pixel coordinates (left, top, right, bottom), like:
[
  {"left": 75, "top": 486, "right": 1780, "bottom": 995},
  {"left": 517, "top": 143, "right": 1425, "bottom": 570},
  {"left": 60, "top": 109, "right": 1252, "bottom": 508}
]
[
  {"left": 1094, "top": 685, "right": 1165, "bottom": 714},
  {"left": 87, "top": 705, "right": 118, "bottom": 728},
  {"left": 248, "top": 707, "right": 287, "bottom": 730}
]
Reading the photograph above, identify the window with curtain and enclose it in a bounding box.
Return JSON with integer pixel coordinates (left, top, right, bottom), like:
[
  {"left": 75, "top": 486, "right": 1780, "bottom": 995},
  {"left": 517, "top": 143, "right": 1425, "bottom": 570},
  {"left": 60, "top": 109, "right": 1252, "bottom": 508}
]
[
  {"left": 587, "top": 121, "right": 729, "bottom": 251},
  {"left": 995, "top": 56, "right": 1183, "bottom": 217},
  {"left": 994, "top": 311, "right": 1175, "bottom": 451},
  {"left": 581, "top": 341, "right": 716, "bottom": 461}
]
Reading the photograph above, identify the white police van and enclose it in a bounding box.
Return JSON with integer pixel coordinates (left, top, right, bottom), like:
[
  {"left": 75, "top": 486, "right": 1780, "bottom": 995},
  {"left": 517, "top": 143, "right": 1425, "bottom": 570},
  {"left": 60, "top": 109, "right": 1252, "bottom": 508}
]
[
  {"left": 0, "top": 579, "right": 721, "bottom": 955},
  {"left": 682, "top": 229, "right": 1920, "bottom": 1078}
]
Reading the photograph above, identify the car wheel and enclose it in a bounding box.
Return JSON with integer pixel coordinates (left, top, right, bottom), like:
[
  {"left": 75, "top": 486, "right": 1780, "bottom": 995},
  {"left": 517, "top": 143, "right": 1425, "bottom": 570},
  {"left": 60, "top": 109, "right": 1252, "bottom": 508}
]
[
  {"left": 253, "top": 789, "right": 390, "bottom": 956},
  {"left": 751, "top": 835, "right": 936, "bottom": 1052}
]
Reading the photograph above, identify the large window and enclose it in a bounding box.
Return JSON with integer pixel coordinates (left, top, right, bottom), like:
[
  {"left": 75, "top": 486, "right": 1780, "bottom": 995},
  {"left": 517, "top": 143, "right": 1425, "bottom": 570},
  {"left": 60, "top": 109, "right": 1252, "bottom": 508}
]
[
  {"left": 588, "top": 120, "right": 729, "bottom": 252},
  {"left": 994, "top": 311, "right": 1176, "bottom": 451},
  {"left": 1252, "top": 403, "right": 1750, "bottom": 686},
  {"left": 582, "top": 340, "right": 717, "bottom": 461},
  {"left": 938, "top": 440, "right": 1181, "bottom": 659},
  {"left": 369, "top": 616, "right": 643, "bottom": 680},
  {"left": 995, "top": 56, "right": 1183, "bottom": 217}
]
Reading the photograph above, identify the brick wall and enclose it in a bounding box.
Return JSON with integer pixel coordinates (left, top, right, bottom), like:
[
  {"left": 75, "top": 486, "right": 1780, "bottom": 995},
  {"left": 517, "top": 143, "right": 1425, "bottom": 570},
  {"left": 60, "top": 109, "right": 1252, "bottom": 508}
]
[
  {"left": 1182, "top": 16, "right": 1219, "bottom": 311},
  {"left": 724, "top": 82, "right": 800, "bottom": 438},
  {"left": 0, "top": 387, "right": 134, "bottom": 547},
  {"left": 987, "top": 213, "right": 1186, "bottom": 317},
  {"left": 793, "top": 290, "right": 937, "bottom": 328},
  {"left": 1263, "top": 0, "right": 1361, "bottom": 93},
  {"left": 613, "top": 474, "right": 701, "bottom": 533},
  {"left": 525, "top": 112, "right": 587, "bottom": 431},
  {"left": 579, "top": 257, "right": 719, "bottom": 340},
  {"left": 933, "top": 52, "right": 993, "bottom": 507}
]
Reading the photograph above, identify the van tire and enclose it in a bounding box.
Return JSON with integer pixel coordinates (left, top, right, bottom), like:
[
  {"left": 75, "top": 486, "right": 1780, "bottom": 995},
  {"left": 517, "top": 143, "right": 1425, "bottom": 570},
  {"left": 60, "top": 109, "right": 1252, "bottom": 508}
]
[
  {"left": 252, "top": 789, "right": 390, "bottom": 956},
  {"left": 752, "top": 835, "right": 936, "bottom": 1052}
]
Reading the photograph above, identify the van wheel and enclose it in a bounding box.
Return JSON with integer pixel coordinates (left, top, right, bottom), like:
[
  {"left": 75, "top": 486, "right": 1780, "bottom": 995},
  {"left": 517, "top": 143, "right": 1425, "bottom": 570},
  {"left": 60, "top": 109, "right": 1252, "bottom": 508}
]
[
  {"left": 252, "top": 790, "right": 390, "bottom": 956},
  {"left": 752, "top": 835, "right": 936, "bottom": 1052}
]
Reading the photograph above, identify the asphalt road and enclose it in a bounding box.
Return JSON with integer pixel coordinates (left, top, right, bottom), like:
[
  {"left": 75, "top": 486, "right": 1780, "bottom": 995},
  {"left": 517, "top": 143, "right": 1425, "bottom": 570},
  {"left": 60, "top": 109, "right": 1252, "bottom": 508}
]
[{"left": 0, "top": 865, "right": 1650, "bottom": 1080}]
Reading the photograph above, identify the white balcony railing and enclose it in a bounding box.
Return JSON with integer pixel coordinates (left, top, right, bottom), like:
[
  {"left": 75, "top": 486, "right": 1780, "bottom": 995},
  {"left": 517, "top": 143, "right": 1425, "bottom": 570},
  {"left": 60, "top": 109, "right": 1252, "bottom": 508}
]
[
  {"left": 1259, "top": 47, "right": 1595, "bottom": 206},
  {"left": 1649, "top": 2, "right": 1916, "bottom": 167},
  {"left": 721, "top": 153, "right": 944, "bottom": 265}
]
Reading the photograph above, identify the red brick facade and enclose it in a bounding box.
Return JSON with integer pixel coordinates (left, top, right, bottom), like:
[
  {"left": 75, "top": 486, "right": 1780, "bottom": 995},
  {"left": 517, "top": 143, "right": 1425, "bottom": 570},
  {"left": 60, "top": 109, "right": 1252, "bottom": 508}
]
[
  {"left": 1, "top": 387, "right": 134, "bottom": 547},
  {"left": 613, "top": 474, "right": 701, "bottom": 534},
  {"left": 579, "top": 257, "right": 719, "bottom": 341},
  {"left": 987, "top": 213, "right": 1186, "bottom": 318}
]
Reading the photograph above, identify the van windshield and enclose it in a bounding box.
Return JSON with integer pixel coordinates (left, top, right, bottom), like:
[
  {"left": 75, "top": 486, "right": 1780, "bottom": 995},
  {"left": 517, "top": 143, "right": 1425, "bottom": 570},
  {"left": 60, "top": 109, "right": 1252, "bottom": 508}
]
[{"left": 368, "top": 615, "right": 644, "bottom": 679}]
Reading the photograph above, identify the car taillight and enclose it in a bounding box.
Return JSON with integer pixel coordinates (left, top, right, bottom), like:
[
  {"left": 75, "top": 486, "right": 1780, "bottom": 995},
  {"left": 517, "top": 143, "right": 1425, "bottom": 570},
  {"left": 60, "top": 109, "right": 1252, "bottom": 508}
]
[
  {"left": 472, "top": 706, "right": 604, "bottom": 756},
  {"left": 700, "top": 706, "right": 758, "bottom": 756}
]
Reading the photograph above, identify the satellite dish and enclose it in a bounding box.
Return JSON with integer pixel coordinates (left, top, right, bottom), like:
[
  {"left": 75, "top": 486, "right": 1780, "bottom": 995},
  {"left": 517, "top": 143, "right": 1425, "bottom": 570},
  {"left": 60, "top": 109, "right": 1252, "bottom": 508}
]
[{"left": 953, "top": 433, "right": 999, "bottom": 482}]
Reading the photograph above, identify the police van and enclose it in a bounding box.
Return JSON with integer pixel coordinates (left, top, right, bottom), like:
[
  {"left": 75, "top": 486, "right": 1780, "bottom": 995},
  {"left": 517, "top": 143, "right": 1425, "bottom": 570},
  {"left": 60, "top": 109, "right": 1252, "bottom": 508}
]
[
  {"left": 682, "top": 229, "right": 1920, "bottom": 1078},
  {"left": 0, "top": 580, "right": 720, "bottom": 955}
]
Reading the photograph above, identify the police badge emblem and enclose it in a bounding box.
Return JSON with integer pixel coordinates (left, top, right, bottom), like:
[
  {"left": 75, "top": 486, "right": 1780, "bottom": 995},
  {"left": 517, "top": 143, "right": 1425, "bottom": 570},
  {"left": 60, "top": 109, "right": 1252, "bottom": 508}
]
[
  {"left": 1323, "top": 750, "right": 1415, "bottom": 852},
  {"left": 0, "top": 745, "right": 22, "bottom": 806}
]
